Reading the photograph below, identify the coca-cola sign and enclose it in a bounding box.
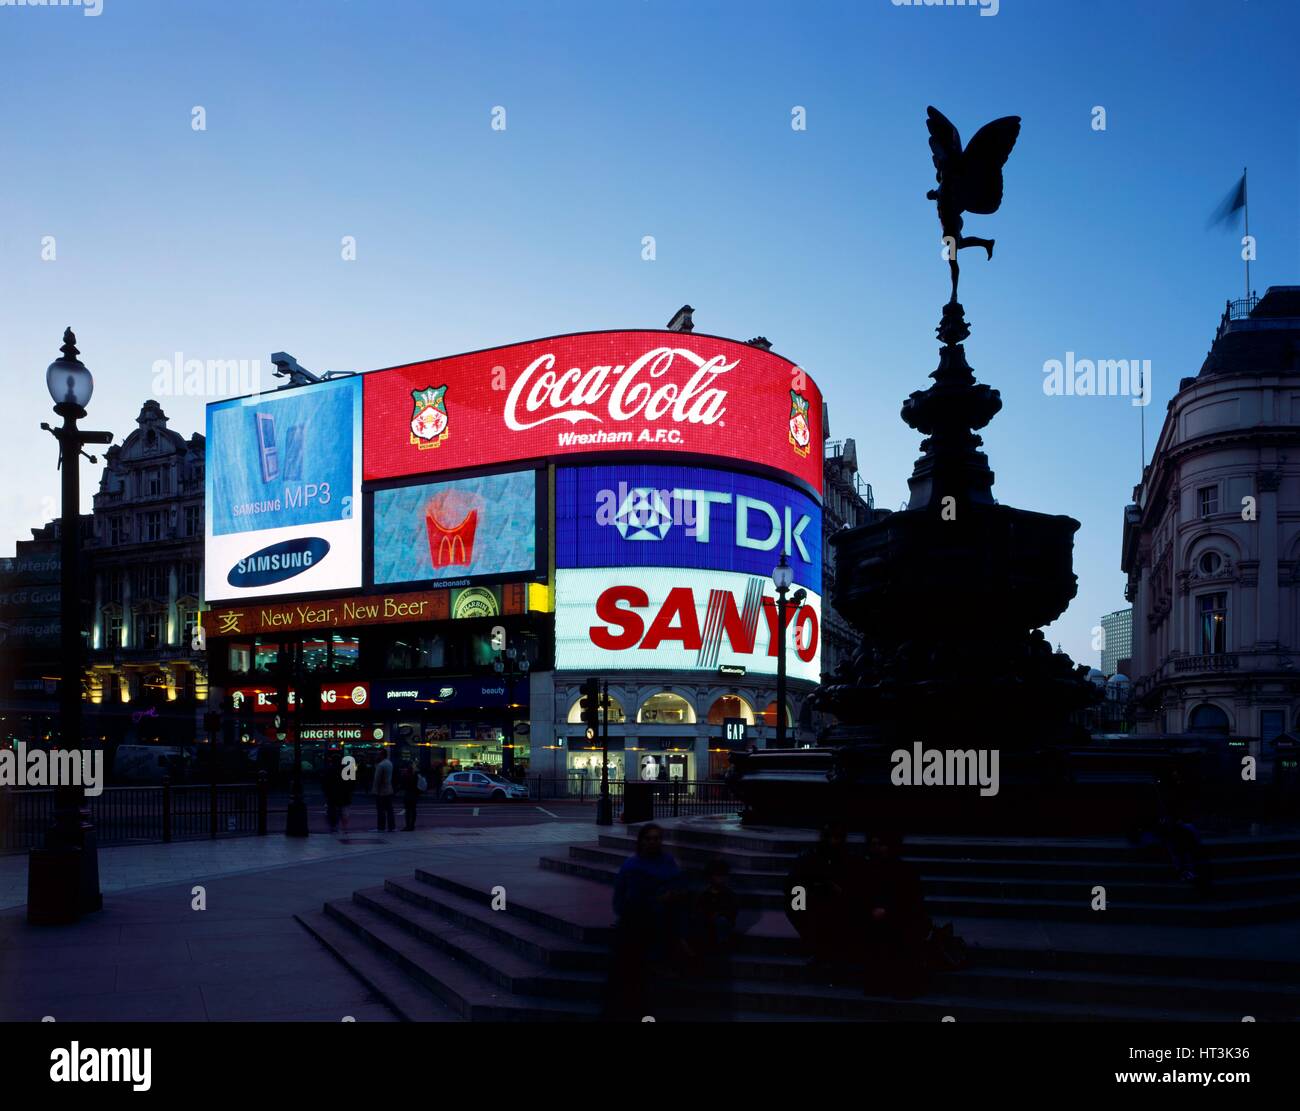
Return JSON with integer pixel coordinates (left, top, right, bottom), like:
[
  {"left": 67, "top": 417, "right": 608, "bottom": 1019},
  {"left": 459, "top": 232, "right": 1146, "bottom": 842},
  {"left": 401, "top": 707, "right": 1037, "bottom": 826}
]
[{"left": 363, "top": 331, "right": 823, "bottom": 495}]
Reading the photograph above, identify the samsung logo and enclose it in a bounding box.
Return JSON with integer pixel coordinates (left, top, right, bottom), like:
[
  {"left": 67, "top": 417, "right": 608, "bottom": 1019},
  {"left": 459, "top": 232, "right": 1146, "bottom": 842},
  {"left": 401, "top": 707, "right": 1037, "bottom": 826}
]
[{"left": 228, "top": 537, "right": 330, "bottom": 588}]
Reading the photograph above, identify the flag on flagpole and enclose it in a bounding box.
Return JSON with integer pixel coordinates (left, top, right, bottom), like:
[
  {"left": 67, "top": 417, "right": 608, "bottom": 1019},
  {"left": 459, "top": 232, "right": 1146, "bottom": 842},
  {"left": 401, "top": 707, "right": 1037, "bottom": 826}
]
[{"left": 1208, "top": 172, "right": 1247, "bottom": 229}]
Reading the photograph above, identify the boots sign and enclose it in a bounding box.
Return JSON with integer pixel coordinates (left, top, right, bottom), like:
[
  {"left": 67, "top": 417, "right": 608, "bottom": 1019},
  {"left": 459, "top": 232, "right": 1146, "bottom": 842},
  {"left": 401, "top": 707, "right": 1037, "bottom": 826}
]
[{"left": 555, "top": 568, "right": 821, "bottom": 682}]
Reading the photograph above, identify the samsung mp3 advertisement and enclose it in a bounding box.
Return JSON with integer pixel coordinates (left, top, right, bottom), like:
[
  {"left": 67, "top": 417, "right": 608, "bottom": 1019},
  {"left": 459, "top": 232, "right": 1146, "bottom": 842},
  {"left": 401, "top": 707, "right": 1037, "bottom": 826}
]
[
  {"left": 205, "top": 376, "right": 363, "bottom": 601},
  {"left": 372, "top": 469, "right": 539, "bottom": 587},
  {"left": 556, "top": 464, "right": 821, "bottom": 591},
  {"left": 555, "top": 567, "right": 821, "bottom": 681}
]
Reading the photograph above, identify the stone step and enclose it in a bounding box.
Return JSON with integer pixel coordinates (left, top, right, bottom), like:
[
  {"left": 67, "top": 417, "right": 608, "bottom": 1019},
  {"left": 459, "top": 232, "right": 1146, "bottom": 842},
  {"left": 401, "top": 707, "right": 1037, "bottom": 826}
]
[
  {"left": 321, "top": 897, "right": 600, "bottom": 1021},
  {"left": 413, "top": 866, "right": 617, "bottom": 946},
  {"left": 653, "top": 822, "right": 1300, "bottom": 861},
  {"left": 352, "top": 887, "right": 607, "bottom": 1002},
  {"left": 382, "top": 876, "right": 608, "bottom": 971},
  {"left": 401, "top": 866, "right": 1300, "bottom": 982},
  {"left": 539, "top": 854, "right": 1300, "bottom": 924},
  {"left": 312, "top": 889, "right": 1294, "bottom": 1020},
  {"left": 293, "top": 909, "right": 460, "bottom": 1022},
  {"left": 596, "top": 833, "right": 1300, "bottom": 880}
]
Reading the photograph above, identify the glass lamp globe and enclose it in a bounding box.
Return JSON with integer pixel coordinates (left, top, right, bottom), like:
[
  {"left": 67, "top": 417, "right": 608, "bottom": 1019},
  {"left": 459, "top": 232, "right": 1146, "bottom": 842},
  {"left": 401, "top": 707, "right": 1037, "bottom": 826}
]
[
  {"left": 46, "top": 328, "right": 93, "bottom": 409},
  {"left": 772, "top": 555, "right": 793, "bottom": 591}
]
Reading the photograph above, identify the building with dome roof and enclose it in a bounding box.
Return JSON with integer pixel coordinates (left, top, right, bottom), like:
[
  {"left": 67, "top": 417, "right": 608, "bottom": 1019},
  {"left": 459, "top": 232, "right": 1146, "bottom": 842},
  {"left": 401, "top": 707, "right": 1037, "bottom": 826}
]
[{"left": 1121, "top": 287, "right": 1300, "bottom": 744}]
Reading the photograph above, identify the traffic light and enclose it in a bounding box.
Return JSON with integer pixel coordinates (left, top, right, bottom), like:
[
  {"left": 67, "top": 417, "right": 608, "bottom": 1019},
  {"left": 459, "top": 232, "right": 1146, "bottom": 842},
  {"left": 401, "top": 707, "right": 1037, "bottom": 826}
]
[{"left": 579, "top": 677, "right": 601, "bottom": 738}]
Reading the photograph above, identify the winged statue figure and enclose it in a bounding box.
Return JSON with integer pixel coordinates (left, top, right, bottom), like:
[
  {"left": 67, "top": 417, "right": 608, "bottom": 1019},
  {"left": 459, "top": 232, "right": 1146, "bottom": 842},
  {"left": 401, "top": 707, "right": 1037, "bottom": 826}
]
[{"left": 926, "top": 106, "right": 1021, "bottom": 304}]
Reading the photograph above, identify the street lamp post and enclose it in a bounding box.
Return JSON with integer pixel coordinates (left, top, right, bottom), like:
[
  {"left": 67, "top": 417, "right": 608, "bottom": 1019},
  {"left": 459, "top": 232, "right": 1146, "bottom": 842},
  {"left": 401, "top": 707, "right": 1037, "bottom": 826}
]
[
  {"left": 771, "top": 554, "right": 806, "bottom": 750},
  {"left": 28, "top": 329, "right": 110, "bottom": 924},
  {"left": 281, "top": 640, "right": 308, "bottom": 837}
]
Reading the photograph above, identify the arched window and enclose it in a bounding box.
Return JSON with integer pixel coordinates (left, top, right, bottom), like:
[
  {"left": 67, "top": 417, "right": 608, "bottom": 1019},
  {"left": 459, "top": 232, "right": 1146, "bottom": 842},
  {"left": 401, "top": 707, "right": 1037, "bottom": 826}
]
[
  {"left": 1188, "top": 703, "right": 1230, "bottom": 735},
  {"left": 761, "top": 700, "right": 793, "bottom": 727},
  {"left": 566, "top": 694, "right": 626, "bottom": 725},
  {"left": 706, "top": 694, "right": 756, "bottom": 725},
  {"left": 637, "top": 692, "right": 696, "bottom": 725}
]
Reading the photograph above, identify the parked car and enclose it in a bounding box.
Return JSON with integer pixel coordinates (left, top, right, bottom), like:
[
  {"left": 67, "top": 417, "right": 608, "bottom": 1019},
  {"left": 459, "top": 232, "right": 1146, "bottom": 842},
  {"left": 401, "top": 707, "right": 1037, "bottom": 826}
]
[
  {"left": 112, "top": 744, "right": 190, "bottom": 784},
  {"left": 440, "top": 771, "right": 528, "bottom": 802}
]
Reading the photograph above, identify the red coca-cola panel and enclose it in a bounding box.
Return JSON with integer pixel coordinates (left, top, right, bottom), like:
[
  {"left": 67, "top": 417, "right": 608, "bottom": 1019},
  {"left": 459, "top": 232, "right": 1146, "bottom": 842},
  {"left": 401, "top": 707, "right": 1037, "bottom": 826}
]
[{"left": 363, "top": 331, "right": 823, "bottom": 496}]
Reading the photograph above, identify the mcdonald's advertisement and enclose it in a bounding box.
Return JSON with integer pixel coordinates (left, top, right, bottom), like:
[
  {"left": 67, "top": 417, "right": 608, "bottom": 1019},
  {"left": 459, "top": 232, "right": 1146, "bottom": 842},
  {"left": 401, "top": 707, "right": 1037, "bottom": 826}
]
[{"left": 371, "top": 469, "right": 540, "bottom": 587}]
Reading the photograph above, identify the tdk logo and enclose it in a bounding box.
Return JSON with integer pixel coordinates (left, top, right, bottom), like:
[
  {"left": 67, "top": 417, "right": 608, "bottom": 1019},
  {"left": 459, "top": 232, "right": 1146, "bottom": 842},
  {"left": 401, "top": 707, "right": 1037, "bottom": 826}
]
[
  {"left": 228, "top": 537, "right": 329, "bottom": 588},
  {"left": 607, "top": 484, "right": 812, "bottom": 563}
]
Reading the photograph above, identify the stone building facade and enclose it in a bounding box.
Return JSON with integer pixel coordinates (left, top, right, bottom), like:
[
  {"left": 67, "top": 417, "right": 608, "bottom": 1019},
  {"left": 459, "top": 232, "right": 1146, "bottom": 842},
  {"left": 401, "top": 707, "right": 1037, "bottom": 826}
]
[
  {"left": 1121, "top": 287, "right": 1300, "bottom": 743},
  {"left": 85, "top": 400, "right": 208, "bottom": 741}
]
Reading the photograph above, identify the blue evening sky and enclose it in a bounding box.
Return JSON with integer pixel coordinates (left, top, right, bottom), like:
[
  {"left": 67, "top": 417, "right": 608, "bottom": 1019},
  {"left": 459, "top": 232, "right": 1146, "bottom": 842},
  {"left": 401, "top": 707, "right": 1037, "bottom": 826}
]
[{"left": 2, "top": 0, "right": 1296, "bottom": 666}]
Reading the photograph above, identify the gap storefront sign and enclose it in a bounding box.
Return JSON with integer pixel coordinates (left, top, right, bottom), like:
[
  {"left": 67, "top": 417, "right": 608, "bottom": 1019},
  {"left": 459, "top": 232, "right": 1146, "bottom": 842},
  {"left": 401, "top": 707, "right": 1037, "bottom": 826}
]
[
  {"left": 556, "top": 464, "right": 821, "bottom": 590},
  {"left": 554, "top": 567, "right": 821, "bottom": 682},
  {"left": 206, "top": 376, "right": 363, "bottom": 601},
  {"left": 362, "top": 332, "right": 823, "bottom": 495}
]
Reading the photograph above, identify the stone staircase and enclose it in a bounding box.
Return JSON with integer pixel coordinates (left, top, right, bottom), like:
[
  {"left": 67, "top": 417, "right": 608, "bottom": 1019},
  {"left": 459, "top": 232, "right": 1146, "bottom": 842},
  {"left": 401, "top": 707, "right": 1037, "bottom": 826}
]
[
  {"left": 296, "top": 819, "right": 1300, "bottom": 1022},
  {"left": 542, "top": 825, "right": 1300, "bottom": 926}
]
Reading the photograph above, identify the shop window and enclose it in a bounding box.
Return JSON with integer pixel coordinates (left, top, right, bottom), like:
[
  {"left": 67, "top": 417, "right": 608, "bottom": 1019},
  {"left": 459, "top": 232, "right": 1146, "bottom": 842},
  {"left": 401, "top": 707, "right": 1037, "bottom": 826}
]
[
  {"left": 331, "top": 635, "right": 360, "bottom": 673},
  {"left": 384, "top": 633, "right": 445, "bottom": 671},
  {"left": 707, "top": 694, "right": 756, "bottom": 725},
  {"left": 637, "top": 692, "right": 695, "bottom": 725},
  {"left": 301, "top": 637, "right": 330, "bottom": 674},
  {"left": 253, "top": 640, "right": 280, "bottom": 674},
  {"left": 761, "top": 700, "right": 793, "bottom": 727},
  {"left": 228, "top": 642, "right": 252, "bottom": 675},
  {"left": 567, "top": 694, "right": 627, "bottom": 724}
]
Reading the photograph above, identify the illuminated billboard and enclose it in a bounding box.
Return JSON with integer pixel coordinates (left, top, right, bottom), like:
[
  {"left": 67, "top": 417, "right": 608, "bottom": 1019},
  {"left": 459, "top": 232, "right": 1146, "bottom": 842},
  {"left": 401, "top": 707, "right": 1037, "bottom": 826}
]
[
  {"left": 372, "top": 470, "right": 539, "bottom": 587},
  {"left": 363, "top": 331, "right": 823, "bottom": 495},
  {"left": 206, "top": 377, "right": 362, "bottom": 601},
  {"left": 556, "top": 464, "right": 820, "bottom": 590},
  {"left": 554, "top": 568, "right": 821, "bottom": 682}
]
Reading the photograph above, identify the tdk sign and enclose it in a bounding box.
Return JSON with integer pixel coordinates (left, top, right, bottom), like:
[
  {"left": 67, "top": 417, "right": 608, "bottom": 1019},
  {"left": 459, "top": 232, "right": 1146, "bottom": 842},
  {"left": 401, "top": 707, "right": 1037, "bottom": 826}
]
[
  {"left": 557, "top": 464, "right": 821, "bottom": 590},
  {"left": 227, "top": 537, "right": 330, "bottom": 588}
]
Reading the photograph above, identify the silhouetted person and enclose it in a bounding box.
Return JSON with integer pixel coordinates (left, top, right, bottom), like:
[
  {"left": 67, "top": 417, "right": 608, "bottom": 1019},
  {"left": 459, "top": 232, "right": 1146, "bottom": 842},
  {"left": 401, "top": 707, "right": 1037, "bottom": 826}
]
[
  {"left": 323, "top": 753, "right": 344, "bottom": 833},
  {"left": 372, "top": 747, "right": 396, "bottom": 832},
  {"left": 603, "top": 823, "right": 689, "bottom": 1020},
  {"left": 861, "top": 832, "right": 930, "bottom": 997},
  {"left": 399, "top": 763, "right": 421, "bottom": 831},
  {"left": 690, "top": 860, "right": 738, "bottom": 967},
  {"left": 785, "top": 821, "right": 864, "bottom": 972}
]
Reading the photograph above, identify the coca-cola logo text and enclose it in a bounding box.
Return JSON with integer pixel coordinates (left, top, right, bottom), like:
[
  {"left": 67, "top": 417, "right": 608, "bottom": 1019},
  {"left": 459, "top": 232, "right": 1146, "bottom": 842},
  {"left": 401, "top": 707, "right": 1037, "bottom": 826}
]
[{"left": 504, "top": 347, "right": 734, "bottom": 432}]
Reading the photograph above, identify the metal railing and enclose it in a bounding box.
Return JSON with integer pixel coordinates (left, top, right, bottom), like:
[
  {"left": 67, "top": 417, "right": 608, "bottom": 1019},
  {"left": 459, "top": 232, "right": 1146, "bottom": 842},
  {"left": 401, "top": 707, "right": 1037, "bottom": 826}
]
[
  {"left": 0, "top": 776, "right": 267, "bottom": 854},
  {"left": 1172, "top": 653, "right": 1239, "bottom": 673}
]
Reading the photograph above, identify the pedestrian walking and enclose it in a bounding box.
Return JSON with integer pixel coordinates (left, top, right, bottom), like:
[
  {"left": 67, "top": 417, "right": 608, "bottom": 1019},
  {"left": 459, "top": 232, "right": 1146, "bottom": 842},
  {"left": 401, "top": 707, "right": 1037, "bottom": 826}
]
[
  {"left": 400, "top": 762, "right": 422, "bottom": 831},
  {"left": 372, "top": 747, "right": 396, "bottom": 832}
]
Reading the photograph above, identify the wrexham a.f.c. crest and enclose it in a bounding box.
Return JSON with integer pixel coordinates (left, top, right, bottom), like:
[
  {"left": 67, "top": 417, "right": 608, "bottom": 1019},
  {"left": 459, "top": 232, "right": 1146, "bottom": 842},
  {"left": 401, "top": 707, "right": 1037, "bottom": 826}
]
[
  {"left": 410, "top": 385, "right": 450, "bottom": 450},
  {"left": 788, "top": 389, "right": 811, "bottom": 458}
]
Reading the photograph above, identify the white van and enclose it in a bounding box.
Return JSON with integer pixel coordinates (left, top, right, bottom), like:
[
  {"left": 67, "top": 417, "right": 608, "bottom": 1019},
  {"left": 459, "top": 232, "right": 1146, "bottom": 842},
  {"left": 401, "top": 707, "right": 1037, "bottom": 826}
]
[{"left": 112, "top": 745, "right": 188, "bottom": 783}]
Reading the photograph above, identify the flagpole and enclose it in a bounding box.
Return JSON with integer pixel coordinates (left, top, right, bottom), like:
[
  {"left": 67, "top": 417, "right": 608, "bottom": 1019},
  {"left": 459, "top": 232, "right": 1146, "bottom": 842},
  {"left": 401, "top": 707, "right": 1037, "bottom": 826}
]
[{"left": 1243, "top": 165, "right": 1250, "bottom": 300}]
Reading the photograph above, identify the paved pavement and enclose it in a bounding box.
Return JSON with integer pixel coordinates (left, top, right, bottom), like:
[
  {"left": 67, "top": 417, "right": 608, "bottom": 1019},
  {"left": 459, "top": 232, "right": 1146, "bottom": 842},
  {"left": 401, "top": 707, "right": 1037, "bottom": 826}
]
[{"left": 0, "top": 822, "right": 593, "bottom": 1022}]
